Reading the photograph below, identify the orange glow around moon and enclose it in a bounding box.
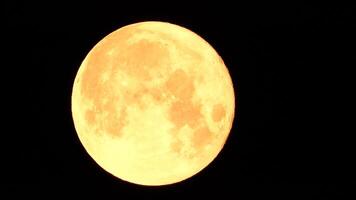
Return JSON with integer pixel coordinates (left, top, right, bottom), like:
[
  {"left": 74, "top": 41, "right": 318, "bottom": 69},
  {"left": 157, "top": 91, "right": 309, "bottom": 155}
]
[{"left": 71, "top": 21, "right": 235, "bottom": 186}]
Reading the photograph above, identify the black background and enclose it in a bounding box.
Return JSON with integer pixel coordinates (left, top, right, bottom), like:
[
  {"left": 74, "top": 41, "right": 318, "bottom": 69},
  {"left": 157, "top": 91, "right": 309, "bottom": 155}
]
[{"left": 4, "top": 1, "right": 355, "bottom": 198}]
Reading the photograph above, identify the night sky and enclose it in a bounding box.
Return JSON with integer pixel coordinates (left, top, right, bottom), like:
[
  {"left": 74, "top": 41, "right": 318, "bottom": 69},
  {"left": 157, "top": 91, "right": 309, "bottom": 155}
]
[{"left": 4, "top": 1, "right": 354, "bottom": 198}]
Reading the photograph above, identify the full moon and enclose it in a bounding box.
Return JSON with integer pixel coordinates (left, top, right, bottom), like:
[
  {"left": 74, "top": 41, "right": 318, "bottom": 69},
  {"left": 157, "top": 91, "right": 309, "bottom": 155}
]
[{"left": 71, "top": 21, "right": 235, "bottom": 186}]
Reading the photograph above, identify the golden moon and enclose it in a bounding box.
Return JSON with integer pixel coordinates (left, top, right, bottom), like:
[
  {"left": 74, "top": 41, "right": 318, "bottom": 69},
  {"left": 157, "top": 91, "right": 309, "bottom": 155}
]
[{"left": 71, "top": 21, "right": 235, "bottom": 186}]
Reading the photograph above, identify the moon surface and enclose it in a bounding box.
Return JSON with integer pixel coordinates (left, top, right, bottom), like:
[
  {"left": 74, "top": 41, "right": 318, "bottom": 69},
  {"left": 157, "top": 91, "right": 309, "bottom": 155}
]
[{"left": 71, "top": 21, "right": 235, "bottom": 186}]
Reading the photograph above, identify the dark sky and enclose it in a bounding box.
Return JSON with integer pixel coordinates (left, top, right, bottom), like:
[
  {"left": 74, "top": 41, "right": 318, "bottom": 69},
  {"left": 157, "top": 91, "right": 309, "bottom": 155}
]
[{"left": 4, "top": 1, "right": 354, "bottom": 198}]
